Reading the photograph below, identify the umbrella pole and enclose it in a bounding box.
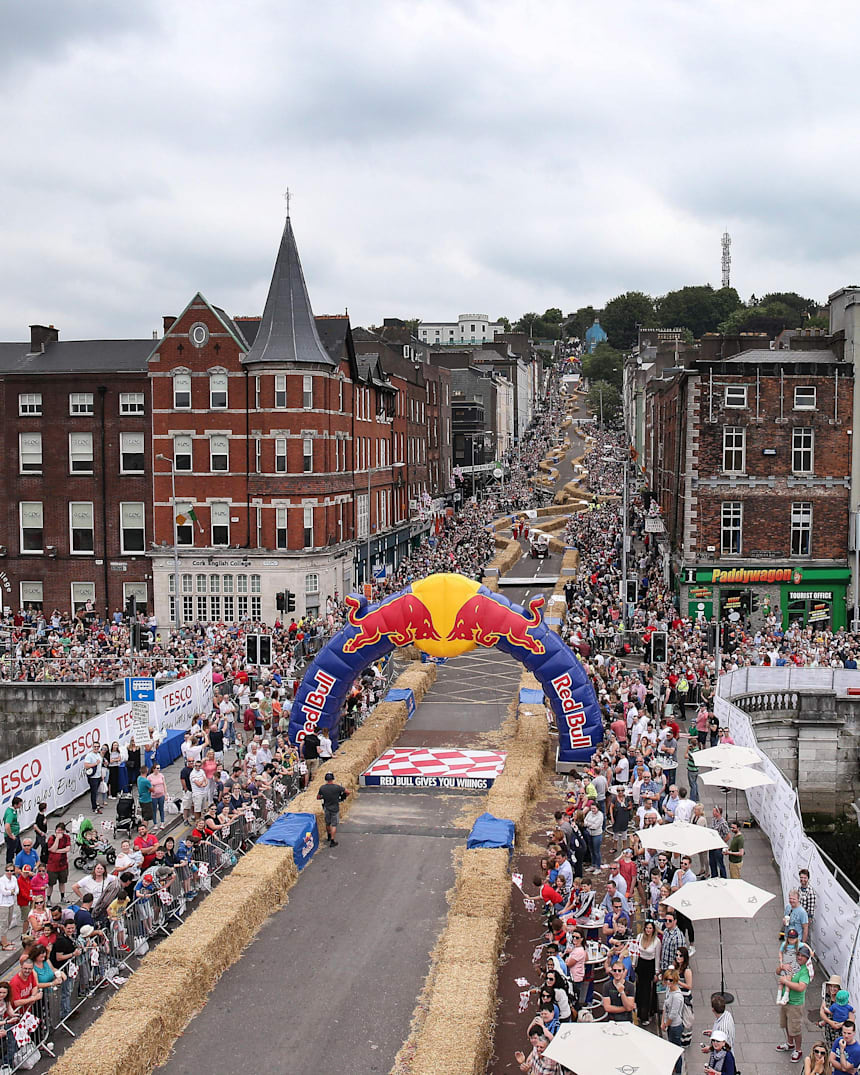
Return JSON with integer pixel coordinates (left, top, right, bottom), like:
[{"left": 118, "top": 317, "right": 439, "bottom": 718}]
[{"left": 716, "top": 918, "right": 734, "bottom": 1005}]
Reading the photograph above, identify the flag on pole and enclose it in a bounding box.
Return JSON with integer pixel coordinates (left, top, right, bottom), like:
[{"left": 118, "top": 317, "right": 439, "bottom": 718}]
[{"left": 176, "top": 506, "right": 204, "bottom": 532}]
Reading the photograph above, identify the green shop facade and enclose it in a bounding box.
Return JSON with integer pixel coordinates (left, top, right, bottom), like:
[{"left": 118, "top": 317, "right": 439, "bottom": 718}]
[{"left": 681, "top": 564, "right": 850, "bottom": 631}]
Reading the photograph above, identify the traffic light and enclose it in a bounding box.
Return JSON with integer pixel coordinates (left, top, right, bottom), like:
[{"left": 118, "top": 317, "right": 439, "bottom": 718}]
[
  {"left": 258, "top": 635, "right": 272, "bottom": 666},
  {"left": 706, "top": 623, "right": 717, "bottom": 655},
  {"left": 650, "top": 631, "right": 667, "bottom": 664},
  {"left": 624, "top": 578, "right": 638, "bottom": 604},
  {"left": 245, "top": 634, "right": 272, "bottom": 666},
  {"left": 750, "top": 593, "right": 760, "bottom": 614},
  {"left": 125, "top": 595, "right": 137, "bottom": 620},
  {"left": 276, "top": 592, "right": 286, "bottom": 612},
  {"left": 286, "top": 590, "right": 296, "bottom": 613}
]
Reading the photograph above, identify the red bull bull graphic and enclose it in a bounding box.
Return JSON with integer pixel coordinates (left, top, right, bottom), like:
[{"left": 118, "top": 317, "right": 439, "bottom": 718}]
[
  {"left": 288, "top": 573, "right": 602, "bottom": 762},
  {"left": 342, "top": 593, "right": 441, "bottom": 653},
  {"left": 446, "top": 594, "right": 545, "bottom": 655}
]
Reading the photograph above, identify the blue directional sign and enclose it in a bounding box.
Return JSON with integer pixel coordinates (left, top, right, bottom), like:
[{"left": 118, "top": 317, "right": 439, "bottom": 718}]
[{"left": 124, "top": 677, "right": 156, "bottom": 702}]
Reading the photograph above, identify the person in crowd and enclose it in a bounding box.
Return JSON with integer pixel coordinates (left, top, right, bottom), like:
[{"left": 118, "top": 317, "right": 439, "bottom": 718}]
[
  {"left": 632, "top": 918, "right": 660, "bottom": 1023},
  {"left": 831, "top": 1021, "right": 860, "bottom": 1073},
  {"left": 777, "top": 944, "right": 813, "bottom": 1063},
  {"left": 701, "top": 992, "right": 735, "bottom": 1051},
  {"left": 148, "top": 762, "right": 168, "bottom": 830},
  {"left": 725, "top": 821, "right": 745, "bottom": 879},
  {"left": 72, "top": 859, "right": 112, "bottom": 905},
  {"left": 45, "top": 822, "right": 71, "bottom": 904},
  {"left": 514, "top": 1026, "right": 561, "bottom": 1075},
  {"left": 659, "top": 911, "right": 685, "bottom": 974},
  {"left": 798, "top": 867, "right": 817, "bottom": 926},
  {"left": 137, "top": 765, "right": 154, "bottom": 823},
  {"left": 3, "top": 797, "right": 22, "bottom": 865},
  {"left": 803, "top": 1041, "right": 834, "bottom": 1074},
  {"left": 704, "top": 1029, "right": 737, "bottom": 1075},
  {"left": 661, "top": 969, "right": 685, "bottom": 1073},
  {"left": 784, "top": 888, "right": 811, "bottom": 944}
]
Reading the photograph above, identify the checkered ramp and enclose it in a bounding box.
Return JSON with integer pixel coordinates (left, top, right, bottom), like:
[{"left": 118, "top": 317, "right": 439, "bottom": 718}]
[{"left": 360, "top": 747, "right": 507, "bottom": 791}]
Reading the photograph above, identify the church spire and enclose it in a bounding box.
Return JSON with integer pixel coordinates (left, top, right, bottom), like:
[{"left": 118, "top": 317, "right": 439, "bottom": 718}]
[{"left": 242, "top": 213, "right": 335, "bottom": 367}]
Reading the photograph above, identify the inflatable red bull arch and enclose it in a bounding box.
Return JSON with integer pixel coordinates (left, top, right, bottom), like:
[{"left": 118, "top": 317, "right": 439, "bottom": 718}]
[{"left": 288, "top": 573, "right": 602, "bottom": 764}]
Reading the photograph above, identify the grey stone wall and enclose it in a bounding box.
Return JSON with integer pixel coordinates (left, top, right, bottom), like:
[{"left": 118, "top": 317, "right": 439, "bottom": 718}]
[
  {"left": 739, "top": 690, "right": 860, "bottom": 814},
  {"left": 0, "top": 682, "right": 124, "bottom": 762}
]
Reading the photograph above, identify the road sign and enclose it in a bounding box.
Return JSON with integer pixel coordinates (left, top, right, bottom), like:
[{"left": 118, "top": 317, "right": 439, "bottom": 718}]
[
  {"left": 124, "top": 677, "right": 156, "bottom": 702},
  {"left": 131, "top": 700, "right": 151, "bottom": 742}
]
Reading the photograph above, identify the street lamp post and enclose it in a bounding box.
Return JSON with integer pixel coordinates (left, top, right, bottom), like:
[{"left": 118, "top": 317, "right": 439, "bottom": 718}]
[
  {"left": 156, "top": 453, "right": 181, "bottom": 629},
  {"left": 366, "top": 462, "right": 404, "bottom": 587},
  {"left": 603, "top": 450, "right": 629, "bottom": 634},
  {"left": 464, "top": 430, "right": 494, "bottom": 500}
]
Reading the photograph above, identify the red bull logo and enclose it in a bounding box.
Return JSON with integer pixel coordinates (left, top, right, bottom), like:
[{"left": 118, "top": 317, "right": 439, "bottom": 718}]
[
  {"left": 342, "top": 593, "right": 442, "bottom": 654},
  {"left": 447, "top": 594, "right": 546, "bottom": 655},
  {"left": 550, "top": 672, "right": 592, "bottom": 749}
]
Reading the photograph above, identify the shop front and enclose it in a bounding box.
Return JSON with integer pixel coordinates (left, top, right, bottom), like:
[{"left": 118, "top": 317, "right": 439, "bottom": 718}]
[{"left": 681, "top": 564, "right": 850, "bottom": 631}]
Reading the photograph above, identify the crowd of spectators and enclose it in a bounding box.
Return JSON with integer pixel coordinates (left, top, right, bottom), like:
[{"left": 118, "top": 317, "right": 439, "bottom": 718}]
[
  {"left": 0, "top": 378, "right": 571, "bottom": 1069},
  {"left": 514, "top": 415, "right": 860, "bottom": 1074}
]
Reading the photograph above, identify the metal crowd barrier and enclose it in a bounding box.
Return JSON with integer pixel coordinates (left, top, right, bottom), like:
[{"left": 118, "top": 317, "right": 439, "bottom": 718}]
[{"left": 0, "top": 774, "right": 303, "bottom": 1070}]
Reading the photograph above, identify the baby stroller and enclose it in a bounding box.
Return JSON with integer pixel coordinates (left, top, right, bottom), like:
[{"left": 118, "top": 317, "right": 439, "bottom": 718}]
[
  {"left": 73, "top": 819, "right": 117, "bottom": 871},
  {"left": 113, "top": 791, "right": 139, "bottom": 838}
]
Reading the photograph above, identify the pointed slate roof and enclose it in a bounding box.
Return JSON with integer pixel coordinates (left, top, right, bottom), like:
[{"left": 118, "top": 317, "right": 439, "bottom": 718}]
[{"left": 241, "top": 216, "right": 335, "bottom": 367}]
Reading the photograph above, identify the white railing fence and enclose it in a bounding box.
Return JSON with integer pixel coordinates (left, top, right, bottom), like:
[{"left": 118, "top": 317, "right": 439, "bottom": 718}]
[{"left": 716, "top": 688, "right": 860, "bottom": 998}]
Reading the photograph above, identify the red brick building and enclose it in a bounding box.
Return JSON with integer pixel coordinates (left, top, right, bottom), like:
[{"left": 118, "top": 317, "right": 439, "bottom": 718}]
[
  {"left": 647, "top": 333, "right": 854, "bottom": 629},
  {"left": 0, "top": 216, "right": 442, "bottom": 626},
  {"left": 0, "top": 325, "right": 153, "bottom": 616},
  {"left": 148, "top": 215, "right": 418, "bottom": 624}
]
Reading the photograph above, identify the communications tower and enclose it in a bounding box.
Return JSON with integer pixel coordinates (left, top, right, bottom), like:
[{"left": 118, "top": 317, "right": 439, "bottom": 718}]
[{"left": 721, "top": 231, "right": 731, "bottom": 289}]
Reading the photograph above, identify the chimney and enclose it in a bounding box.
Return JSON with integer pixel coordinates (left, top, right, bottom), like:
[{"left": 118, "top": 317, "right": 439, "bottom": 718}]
[
  {"left": 163, "top": 315, "right": 177, "bottom": 333},
  {"left": 29, "top": 324, "right": 58, "bottom": 354}
]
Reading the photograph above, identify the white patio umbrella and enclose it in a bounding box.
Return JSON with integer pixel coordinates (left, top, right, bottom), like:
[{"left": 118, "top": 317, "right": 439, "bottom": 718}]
[
  {"left": 544, "top": 1020, "right": 683, "bottom": 1075},
  {"left": 692, "top": 743, "right": 761, "bottom": 769},
  {"left": 635, "top": 820, "right": 726, "bottom": 855},
  {"left": 700, "top": 766, "right": 775, "bottom": 791},
  {"left": 665, "top": 878, "right": 776, "bottom": 1002}
]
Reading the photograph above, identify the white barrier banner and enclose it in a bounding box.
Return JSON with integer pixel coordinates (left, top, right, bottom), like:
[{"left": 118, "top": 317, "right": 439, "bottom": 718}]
[
  {"left": 48, "top": 713, "right": 106, "bottom": 816},
  {"left": 0, "top": 743, "right": 54, "bottom": 830},
  {"left": 155, "top": 677, "right": 198, "bottom": 731},
  {"left": 0, "top": 665, "right": 213, "bottom": 830},
  {"left": 719, "top": 693, "right": 860, "bottom": 992},
  {"left": 103, "top": 701, "right": 136, "bottom": 748}
]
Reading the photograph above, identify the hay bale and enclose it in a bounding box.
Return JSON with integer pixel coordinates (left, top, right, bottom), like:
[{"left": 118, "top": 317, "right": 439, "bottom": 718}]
[
  {"left": 409, "top": 1010, "right": 495, "bottom": 1075},
  {"left": 425, "top": 961, "right": 498, "bottom": 1021},
  {"left": 48, "top": 1006, "right": 182, "bottom": 1075},
  {"left": 436, "top": 914, "right": 505, "bottom": 963},
  {"left": 459, "top": 847, "right": 510, "bottom": 886}
]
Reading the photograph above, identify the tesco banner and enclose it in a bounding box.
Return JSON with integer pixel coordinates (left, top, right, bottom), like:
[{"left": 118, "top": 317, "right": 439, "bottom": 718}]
[
  {"left": 49, "top": 713, "right": 106, "bottom": 816},
  {"left": 155, "top": 679, "right": 197, "bottom": 730},
  {"left": 0, "top": 665, "right": 213, "bottom": 829},
  {"left": 0, "top": 744, "right": 53, "bottom": 830}
]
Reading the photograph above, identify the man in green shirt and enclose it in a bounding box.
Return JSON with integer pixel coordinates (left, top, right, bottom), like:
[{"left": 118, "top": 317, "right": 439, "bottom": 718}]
[
  {"left": 725, "top": 821, "right": 744, "bottom": 879},
  {"left": 3, "top": 797, "right": 22, "bottom": 865},
  {"left": 776, "top": 945, "right": 811, "bottom": 1062}
]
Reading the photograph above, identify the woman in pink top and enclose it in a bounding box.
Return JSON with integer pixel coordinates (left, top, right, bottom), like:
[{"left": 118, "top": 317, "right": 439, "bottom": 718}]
[
  {"left": 148, "top": 763, "right": 167, "bottom": 830},
  {"left": 202, "top": 749, "right": 219, "bottom": 798},
  {"left": 565, "top": 927, "right": 588, "bottom": 1007}
]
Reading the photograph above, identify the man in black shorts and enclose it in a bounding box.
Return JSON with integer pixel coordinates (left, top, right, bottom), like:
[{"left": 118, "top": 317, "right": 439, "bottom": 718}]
[{"left": 317, "top": 772, "right": 348, "bottom": 847}]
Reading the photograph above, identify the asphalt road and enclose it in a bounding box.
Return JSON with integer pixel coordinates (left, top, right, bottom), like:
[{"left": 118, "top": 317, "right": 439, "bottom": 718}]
[
  {"left": 159, "top": 797, "right": 461, "bottom": 1075},
  {"left": 158, "top": 423, "right": 581, "bottom": 1075}
]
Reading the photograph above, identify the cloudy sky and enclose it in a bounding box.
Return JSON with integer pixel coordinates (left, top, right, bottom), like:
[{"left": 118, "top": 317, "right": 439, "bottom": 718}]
[{"left": 2, "top": 0, "right": 859, "bottom": 340}]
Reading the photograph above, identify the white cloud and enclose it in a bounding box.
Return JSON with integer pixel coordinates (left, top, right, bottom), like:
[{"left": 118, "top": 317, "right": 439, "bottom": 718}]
[{"left": 2, "top": 0, "right": 860, "bottom": 338}]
